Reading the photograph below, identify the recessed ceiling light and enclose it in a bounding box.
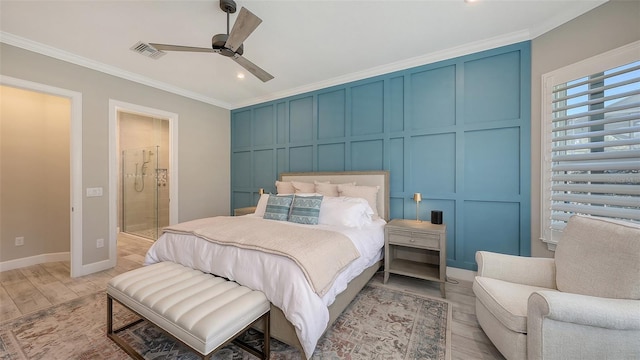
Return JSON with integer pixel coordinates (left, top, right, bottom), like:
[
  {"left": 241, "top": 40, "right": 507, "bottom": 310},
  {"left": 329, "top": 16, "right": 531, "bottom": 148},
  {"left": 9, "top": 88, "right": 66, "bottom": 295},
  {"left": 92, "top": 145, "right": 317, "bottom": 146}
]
[{"left": 237, "top": 73, "right": 245, "bottom": 79}]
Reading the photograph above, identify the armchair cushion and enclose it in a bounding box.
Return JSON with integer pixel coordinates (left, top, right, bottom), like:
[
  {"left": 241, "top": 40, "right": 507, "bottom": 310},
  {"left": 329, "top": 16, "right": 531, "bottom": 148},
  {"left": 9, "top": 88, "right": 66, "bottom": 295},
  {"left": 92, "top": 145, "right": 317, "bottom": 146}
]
[
  {"left": 555, "top": 215, "right": 640, "bottom": 300},
  {"left": 473, "top": 277, "right": 558, "bottom": 333}
]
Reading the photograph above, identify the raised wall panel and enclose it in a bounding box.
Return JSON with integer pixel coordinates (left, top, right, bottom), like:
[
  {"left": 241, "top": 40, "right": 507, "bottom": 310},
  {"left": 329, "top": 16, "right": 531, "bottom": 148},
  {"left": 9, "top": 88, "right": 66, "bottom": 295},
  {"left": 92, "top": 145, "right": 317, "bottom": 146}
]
[
  {"left": 289, "top": 96, "right": 314, "bottom": 143},
  {"left": 276, "top": 148, "right": 287, "bottom": 182},
  {"left": 411, "top": 133, "right": 456, "bottom": 194},
  {"left": 232, "top": 151, "right": 251, "bottom": 188},
  {"left": 289, "top": 145, "right": 313, "bottom": 172},
  {"left": 318, "top": 143, "right": 345, "bottom": 172},
  {"left": 351, "top": 140, "right": 383, "bottom": 170},
  {"left": 253, "top": 105, "right": 274, "bottom": 146},
  {"left": 276, "top": 102, "right": 286, "bottom": 144},
  {"left": 390, "top": 76, "right": 405, "bottom": 133},
  {"left": 463, "top": 201, "right": 521, "bottom": 267},
  {"left": 232, "top": 110, "right": 251, "bottom": 148},
  {"left": 352, "top": 81, "right": 384, "bottom": 136},
  {"left": 410, "top": 65, "right": 456, "bottom": 130},
  {"left": 232, "top": 191, "right": 253, "bottom": 209},
  {"left": 389, "top": 137, "right": 404, "bottom": 193},
  {"left": 389, "top": 197, "right": 404, "bottom": 220},
  {"left": 464, "top": 51, "right": 521, "bottom": 123},
  {"left": 318, "top": 90, "right": 345, "bottom": 139},
  {"left": 465, "top": 127, "right": 520, "bottom": 196},
  {"left": 253, "top": 149, "right": 274, "bottom": 189}
]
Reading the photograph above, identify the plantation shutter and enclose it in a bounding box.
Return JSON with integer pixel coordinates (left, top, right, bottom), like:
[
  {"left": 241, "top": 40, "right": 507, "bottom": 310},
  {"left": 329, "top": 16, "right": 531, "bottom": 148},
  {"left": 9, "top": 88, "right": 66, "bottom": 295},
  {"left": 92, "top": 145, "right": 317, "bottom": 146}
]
[{"left": 542, "top": 47, "right": 640, "bottom": 248}]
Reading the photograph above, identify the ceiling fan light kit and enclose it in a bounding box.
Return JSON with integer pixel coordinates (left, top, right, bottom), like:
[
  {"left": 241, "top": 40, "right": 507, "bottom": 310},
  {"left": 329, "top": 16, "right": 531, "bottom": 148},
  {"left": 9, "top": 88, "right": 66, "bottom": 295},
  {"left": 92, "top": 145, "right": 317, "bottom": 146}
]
[{"left": 149, "top": 0, "right": 273, "bottom": 82}]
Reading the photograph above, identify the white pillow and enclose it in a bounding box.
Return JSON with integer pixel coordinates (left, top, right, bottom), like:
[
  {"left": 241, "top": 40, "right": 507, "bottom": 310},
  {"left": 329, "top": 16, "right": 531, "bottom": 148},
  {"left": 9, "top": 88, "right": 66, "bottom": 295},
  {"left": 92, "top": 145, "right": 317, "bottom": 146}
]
[
  {"left": 292, "top": 181, "right": 317, "bottom": 193},
  {"left": 314, "top": 181, "right": 355, "bottom": 197},
  {"left": 254, "top": 193, "right": 270, "bottom": 217},
  {"left": 275, "top": 181, "right": 295, "bottom": 194},
  {"left": 319, "top": 196, "right": 374, "bottom": 228},
  {"left": 337, "top": 184, "right": 380, "bottom": 218}
]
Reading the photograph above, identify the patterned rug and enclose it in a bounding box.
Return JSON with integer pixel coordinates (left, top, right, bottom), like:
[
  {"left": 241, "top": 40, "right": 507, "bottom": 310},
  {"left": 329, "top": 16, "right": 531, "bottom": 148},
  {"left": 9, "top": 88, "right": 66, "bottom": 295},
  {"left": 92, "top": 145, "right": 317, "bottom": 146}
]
[{"left": 0, "top": 282, "right": 450, "bottom": 360}]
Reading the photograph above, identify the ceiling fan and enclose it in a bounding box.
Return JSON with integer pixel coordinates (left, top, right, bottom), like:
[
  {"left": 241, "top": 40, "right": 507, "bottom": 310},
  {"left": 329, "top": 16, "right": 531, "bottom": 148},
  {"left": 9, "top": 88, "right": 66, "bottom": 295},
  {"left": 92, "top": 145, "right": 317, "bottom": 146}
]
[{"left": 150, "top": 0, "right": 274, "bottom": 82}]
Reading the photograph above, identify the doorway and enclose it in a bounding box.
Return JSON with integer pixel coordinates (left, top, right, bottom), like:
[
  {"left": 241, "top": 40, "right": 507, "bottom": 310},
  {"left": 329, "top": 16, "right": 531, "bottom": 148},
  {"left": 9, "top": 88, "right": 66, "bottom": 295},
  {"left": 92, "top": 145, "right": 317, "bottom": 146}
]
[
  {"left": 118, "top": 112, "right": 169, "bottom": 240},
  {"left": 109, "top": 100, "right": 178, "bottom": 248},
  {"left": 0, "top": 76, "right": 82, "bottom": 276}
]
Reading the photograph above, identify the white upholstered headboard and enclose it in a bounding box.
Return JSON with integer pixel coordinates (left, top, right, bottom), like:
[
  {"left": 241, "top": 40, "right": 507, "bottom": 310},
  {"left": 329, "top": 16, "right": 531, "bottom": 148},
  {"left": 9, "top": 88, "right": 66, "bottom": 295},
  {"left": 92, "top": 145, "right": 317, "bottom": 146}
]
[{"left": 279, "top": 171, "right": 390, "bottom": 221}]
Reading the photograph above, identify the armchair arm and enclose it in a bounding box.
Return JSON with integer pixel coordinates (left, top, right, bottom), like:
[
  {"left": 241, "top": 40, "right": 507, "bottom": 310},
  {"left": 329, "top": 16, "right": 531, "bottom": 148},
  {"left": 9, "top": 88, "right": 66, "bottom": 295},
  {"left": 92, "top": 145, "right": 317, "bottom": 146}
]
[
  {"left": 528, "top": 291, "right": 640, "bottom": 360},
  {"left": 529, "top": 291, "right": 640, "bottom": 329},
  {"left": 475, "top": 251, "right": 556, "bottom": 288}
]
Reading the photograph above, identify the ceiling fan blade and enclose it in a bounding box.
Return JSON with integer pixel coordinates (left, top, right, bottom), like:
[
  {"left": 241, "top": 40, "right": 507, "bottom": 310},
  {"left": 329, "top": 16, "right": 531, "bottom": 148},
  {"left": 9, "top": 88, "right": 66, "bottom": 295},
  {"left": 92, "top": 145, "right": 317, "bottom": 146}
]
[
  {"left": 149, "top": 43, "right": 214, "bottom": 53},
  {"left": 232, "top": 54, "right": 274, "bottom": 82},
  {"left": 225, "top": 7, "right": 262, "bottom": 52}
]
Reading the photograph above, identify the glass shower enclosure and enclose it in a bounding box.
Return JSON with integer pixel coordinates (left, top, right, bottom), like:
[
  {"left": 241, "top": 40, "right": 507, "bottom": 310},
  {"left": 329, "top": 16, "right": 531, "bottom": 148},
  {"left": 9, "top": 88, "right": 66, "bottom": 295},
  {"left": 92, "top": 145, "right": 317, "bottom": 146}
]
[{"left": 121, "top": 146, "right": 167, "bottom": 240}]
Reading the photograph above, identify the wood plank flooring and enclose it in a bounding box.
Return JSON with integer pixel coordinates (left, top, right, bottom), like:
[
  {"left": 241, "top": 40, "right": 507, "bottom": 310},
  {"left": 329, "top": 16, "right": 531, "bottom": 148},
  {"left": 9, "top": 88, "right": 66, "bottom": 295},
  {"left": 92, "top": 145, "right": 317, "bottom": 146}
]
[{"left": 0, "top": 233, "right": 504, "bottom": 359}]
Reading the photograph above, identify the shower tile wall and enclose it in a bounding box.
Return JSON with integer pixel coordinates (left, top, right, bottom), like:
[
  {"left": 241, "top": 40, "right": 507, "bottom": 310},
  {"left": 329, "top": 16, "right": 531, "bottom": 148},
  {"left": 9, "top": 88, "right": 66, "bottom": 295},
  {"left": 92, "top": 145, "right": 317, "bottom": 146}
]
[{"left": 118, "top": 112, "right": 169, "bottom": 238}]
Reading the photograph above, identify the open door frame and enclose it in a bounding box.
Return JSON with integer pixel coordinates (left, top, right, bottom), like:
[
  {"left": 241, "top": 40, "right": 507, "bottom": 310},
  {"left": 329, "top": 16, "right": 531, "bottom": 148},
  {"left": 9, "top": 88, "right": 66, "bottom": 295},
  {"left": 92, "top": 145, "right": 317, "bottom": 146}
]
[
  {"left": 108, "top": 100, "right": 179, "bottom": 261},
  {"left": 0, "top": 75, "right": 83, "bottom": 277}
]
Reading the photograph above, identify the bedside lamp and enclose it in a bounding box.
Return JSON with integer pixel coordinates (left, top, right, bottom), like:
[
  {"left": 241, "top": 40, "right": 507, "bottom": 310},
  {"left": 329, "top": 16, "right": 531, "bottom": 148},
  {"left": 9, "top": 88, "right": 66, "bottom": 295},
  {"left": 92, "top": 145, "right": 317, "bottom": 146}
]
[{"left": 413, "top": 193, "right": 422, "bottom": 222}]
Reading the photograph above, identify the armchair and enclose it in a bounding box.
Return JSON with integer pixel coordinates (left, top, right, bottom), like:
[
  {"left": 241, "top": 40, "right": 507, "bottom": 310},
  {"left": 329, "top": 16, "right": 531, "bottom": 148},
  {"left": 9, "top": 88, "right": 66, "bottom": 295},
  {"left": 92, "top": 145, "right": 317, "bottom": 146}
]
[{"left": 473, "top": 215, "right": 640, "bottom": 360}]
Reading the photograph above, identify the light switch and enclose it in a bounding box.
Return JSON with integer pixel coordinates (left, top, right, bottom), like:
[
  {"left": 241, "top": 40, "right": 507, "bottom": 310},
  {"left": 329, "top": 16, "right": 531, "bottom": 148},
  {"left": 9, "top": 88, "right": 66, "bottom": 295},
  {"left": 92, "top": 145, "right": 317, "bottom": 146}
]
[{"left": 86, "top": 187, "right": 103, "bottom": 197}]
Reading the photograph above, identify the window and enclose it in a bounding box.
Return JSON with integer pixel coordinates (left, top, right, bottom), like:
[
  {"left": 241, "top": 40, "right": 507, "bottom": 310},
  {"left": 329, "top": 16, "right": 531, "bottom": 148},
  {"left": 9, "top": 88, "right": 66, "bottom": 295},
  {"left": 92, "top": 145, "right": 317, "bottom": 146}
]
[{"left": 541, "top": 42, "right": 640, "bottom": 250}]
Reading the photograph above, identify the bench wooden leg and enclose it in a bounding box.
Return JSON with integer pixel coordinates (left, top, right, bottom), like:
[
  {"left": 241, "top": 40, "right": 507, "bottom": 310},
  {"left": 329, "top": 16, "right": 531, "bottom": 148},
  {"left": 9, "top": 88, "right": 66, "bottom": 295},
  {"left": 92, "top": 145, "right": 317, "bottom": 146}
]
[
  {"left": 231, "top": 311, "right": 271, "bottom": 359},
  {"left": 263, "top": 311, "right": 270, "bottom": 360},
  {"left": 107, "top": 294, "right": 145, "bottom": 360}
]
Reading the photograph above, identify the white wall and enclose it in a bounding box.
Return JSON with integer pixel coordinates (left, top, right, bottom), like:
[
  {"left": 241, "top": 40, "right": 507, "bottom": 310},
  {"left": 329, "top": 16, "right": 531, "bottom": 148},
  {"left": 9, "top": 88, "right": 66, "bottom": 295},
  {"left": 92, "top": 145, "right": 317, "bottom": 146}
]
[
  {"left": 530, "top": 0, "right": 640, "bottom": 257},
  {"left": 0, "top": 43, "right": 230, "bottom": 267}
]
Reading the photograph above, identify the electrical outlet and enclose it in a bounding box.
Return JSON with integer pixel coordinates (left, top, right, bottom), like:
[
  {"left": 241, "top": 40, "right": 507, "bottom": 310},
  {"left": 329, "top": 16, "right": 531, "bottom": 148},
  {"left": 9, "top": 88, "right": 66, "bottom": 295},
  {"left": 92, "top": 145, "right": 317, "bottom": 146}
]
[
  {"left": 15, "top": 236, "right": 24, "bottom": 246},
  {"left": 96, "top": 238, "right": 104, "bottom": 248}
]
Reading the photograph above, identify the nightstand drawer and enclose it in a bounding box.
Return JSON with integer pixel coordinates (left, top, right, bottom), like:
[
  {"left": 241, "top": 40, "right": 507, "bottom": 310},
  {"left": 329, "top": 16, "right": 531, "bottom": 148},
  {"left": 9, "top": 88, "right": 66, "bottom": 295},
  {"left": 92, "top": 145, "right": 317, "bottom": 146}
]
[{"left": 388, "top": 229, "right": 440, "bottom": 249}]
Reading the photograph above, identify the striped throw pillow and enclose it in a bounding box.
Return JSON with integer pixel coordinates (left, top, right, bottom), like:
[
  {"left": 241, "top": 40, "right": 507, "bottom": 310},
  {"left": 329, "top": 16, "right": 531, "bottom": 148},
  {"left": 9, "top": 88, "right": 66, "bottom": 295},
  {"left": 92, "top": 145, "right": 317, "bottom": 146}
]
[
  {"left": 263, "top": 194, "right": 294, "bottom": 221},
  {"left": 289, "top": 195, "right": 324, "bottom": 225}
]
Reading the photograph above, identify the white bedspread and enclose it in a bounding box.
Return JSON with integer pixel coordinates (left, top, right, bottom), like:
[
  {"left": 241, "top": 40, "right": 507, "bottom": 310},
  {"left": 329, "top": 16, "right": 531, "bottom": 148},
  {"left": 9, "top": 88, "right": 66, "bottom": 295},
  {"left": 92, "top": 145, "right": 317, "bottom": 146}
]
[{"left": 144, "top": 215, "right": 385, "bottom": 358}]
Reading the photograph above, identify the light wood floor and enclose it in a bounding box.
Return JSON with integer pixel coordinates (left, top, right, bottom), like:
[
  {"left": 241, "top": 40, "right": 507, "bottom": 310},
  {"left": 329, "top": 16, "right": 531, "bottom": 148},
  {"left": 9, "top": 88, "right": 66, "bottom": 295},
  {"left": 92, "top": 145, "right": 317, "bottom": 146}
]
[{"left": 0, "top": 233, "right": 504, "bottom": 359}]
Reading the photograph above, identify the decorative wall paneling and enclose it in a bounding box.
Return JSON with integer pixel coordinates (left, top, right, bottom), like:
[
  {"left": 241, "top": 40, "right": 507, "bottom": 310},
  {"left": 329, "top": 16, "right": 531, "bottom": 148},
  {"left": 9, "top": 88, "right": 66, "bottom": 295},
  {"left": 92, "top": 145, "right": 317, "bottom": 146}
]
[{"left": 231, "top": 42, "right": 531, "bottom": 270}]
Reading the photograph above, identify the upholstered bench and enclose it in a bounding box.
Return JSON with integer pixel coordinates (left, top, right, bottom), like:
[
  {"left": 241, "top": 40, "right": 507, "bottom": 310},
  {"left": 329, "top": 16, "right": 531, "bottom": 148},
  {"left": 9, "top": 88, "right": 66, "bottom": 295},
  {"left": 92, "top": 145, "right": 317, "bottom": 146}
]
[{"left": 106, "top": 261, "right": 270, "bottom": 360}]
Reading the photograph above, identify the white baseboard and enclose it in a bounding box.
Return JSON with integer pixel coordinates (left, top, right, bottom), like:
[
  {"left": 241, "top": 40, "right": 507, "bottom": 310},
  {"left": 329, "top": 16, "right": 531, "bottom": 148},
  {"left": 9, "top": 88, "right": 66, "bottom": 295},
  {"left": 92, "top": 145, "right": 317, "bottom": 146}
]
[
  {"left": 0, "top": 252, "right": 70, "bottom": 272},
  {"left": 447, "top": 266, "right": 477, "bottom": 282}
]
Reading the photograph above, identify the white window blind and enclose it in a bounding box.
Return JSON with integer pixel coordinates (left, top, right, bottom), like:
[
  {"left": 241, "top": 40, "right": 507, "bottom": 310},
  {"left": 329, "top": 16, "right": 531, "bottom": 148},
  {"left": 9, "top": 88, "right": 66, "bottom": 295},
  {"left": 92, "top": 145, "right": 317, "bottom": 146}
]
[{"left": 541, "top": 42, "right": 640, "bottom": 249}]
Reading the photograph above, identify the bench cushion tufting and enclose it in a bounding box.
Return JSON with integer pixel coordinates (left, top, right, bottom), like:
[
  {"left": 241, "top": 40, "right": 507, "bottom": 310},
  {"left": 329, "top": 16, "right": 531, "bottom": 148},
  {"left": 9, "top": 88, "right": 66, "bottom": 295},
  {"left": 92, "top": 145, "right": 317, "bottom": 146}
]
[{"left": 107, "top": 261, "right": 270, "bottom": 355}]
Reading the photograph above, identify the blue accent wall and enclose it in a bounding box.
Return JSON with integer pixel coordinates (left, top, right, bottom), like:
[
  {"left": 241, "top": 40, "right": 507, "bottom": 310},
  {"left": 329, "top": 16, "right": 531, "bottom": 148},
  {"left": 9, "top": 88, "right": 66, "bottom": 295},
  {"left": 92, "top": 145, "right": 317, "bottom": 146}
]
[{"left": 230, "top": 42, "right": 531, "bottom": 270}]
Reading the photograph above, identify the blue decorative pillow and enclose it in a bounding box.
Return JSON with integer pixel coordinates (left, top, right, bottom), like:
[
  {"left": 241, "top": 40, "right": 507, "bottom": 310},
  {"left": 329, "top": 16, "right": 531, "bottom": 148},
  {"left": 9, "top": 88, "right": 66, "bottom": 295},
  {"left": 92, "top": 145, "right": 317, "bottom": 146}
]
[
  {"left": 289, "top": 195, "right": 323, "bottom": 225},
  {"left": 263, "top": 194, "right": 294, "bottom": 221}
]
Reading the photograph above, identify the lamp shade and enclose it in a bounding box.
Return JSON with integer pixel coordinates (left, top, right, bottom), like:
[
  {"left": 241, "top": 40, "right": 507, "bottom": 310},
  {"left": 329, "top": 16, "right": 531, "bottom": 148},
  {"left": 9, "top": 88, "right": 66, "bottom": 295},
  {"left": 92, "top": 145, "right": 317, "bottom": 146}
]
[{"left": 413, "top": 193, "right": 422, "bottom": 202}]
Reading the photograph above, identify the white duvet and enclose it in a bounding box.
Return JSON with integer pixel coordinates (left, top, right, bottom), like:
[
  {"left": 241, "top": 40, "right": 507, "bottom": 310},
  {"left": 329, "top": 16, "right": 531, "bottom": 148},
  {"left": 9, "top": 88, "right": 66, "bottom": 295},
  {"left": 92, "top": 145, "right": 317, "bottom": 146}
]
[{"left": 144, "top": 214, "right": 385, "bottom": 358}]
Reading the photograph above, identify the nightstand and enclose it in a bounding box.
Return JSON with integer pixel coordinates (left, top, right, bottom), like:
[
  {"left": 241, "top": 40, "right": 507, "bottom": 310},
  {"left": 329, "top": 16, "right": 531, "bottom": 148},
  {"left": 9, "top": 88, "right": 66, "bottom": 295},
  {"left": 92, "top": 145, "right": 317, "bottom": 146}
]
[
  {"left": 233, "top": 206, "right": 256, "bottom": 216},
  {"left": 384, "top": 219, "right": 447, "bottom": 298}
]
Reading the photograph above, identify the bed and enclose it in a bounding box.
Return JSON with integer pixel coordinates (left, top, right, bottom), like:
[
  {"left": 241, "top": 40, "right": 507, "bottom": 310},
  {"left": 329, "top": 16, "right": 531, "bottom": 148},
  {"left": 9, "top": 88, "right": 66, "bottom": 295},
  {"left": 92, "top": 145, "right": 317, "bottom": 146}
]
[{"left": 144, "top": 171, "right": 390, "bottom": 358}]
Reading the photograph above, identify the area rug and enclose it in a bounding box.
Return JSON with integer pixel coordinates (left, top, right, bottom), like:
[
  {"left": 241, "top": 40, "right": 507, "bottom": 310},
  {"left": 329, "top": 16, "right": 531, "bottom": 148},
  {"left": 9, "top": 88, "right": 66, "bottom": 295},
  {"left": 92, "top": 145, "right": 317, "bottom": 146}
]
[{"left": 0, "top": 282, "right": 451, "bottom": 360}]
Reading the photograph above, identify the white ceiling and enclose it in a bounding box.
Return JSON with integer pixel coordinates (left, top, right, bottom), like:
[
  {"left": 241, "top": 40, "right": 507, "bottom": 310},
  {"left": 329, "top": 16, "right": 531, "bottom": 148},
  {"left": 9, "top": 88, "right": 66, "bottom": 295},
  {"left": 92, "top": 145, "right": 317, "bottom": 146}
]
[{"left": 1, "top": 0, "right": 606, "bottom": 109}]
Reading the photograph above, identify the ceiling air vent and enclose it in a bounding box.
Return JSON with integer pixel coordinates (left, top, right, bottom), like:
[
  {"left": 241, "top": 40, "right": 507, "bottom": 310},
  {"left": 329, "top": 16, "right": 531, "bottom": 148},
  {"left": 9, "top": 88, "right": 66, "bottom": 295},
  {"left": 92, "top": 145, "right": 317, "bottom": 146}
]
[{"left": 130, "top": 41, "right": 166, "bottom": 60}]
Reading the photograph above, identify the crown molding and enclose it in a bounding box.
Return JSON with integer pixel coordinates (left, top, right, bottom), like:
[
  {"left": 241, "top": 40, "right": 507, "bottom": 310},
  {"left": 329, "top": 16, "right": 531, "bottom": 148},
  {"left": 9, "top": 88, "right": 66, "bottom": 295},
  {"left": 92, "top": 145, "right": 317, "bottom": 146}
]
[
  {"left": 231, "top": 29, "right": 531, "bottom": 109},
  {"left": 0, "top": 32, "right": 233, "bottom": 110}
]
